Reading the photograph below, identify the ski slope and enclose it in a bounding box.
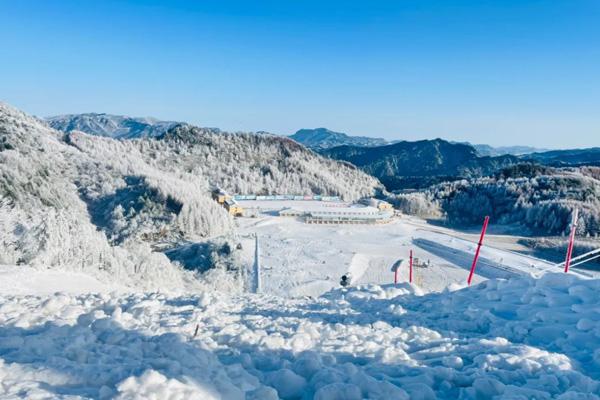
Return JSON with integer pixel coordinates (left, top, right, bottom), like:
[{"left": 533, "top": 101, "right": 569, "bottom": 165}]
[
  {"left": 1, "top": 268, "right": 599, "bottom": 399},
  {"left": 2, "top": 202, "right": 599, "bottom": 399},
  {"left": 235, "top": 212, "right": 561, "bottom": 298}
]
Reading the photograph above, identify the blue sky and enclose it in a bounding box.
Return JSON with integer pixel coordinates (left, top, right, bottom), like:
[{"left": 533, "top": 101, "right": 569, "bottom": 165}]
[{"left": 1, "top": 0, "right": 599, "bottom": 148}]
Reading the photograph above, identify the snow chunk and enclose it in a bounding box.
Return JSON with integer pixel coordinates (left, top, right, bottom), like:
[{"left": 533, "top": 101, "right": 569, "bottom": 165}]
[
  {"left": 115, "top": 370, "right": 221, "bottom": 400},
  {"left": 314, "top": 382, "right": 362, "bottom": 400},
  {"left": 265, "top": 369, "right": 307, "bottom": 399}
]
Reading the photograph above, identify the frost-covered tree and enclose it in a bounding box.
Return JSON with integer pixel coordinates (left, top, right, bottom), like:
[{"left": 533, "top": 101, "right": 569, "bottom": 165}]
[
  {"left": 421, "top": 165, "right": 600, "bottom": 236},
  {"left": 0, "top": 102, "right": 382, "bottom": 291}
]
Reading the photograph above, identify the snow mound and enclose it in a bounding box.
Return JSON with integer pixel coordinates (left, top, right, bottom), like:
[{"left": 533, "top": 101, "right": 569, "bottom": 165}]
[{"left": 1, "top": 273, "right": 599, "bottom": 398}]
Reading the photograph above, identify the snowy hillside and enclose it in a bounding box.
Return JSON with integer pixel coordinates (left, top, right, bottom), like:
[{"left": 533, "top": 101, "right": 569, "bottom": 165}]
[
  {"left": 46, "top": 113, "right": 181, "bottom": 139},
  {"left": 0, "top": 103, "right": 233, "bottom": 292},
  {"left": 0, "top": 102, "right": 380, "bottom": 291},
  {"left": 397, "top": 164, "right": 600, "bottom": 236},
  {"left": 1, "top": 271, "right": 599, "bottom": 398},
  {"left": 152, "top": 125, "right": 382, "bottom": 198}
]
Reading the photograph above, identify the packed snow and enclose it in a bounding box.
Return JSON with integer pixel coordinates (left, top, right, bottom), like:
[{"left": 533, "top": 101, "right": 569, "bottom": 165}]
[
  {"left": 234, "top": 206, "right": 568, "bottom": 298},
  {"left": 0, "top": 265, "right": 123, "bottom": 296},
  {"left": 1, "top": 270, "right": 600, "bottom": 399}
]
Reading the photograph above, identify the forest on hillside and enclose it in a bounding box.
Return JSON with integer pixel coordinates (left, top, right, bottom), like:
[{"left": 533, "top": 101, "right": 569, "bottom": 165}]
[
  {"left": 0, "top": 102, "right": 380, "bottom": 290},
  {"left": 389, "top": 164, "right": 600, "bottom": 237}
]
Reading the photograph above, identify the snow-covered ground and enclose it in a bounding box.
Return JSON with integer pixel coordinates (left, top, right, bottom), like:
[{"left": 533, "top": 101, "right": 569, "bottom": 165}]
[
  {"left": 1, "top": 269, "right": 600, "bottom": 399},
  {"left": 0, "top": 265, "right": 126, "bottom": 296},
  {"left": 3, "top": 200, "right": 600, "bottom": 399},
  {"left": 234, "top": 206, "right": 565, "bottom": 298}
]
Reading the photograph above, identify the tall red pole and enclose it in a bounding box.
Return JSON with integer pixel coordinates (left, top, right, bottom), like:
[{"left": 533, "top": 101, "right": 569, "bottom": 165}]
[
  {"left": 564, "top": 208, "right": 579, "bottom": 273},
  {"left": 394, "top": 264, "right": 398, "bottom": 284},
  {"left": 467, "top": 216, "right": 490, "bottom": 286},
  {"left": 409, "top": 250, "right": 413, "bottom": 284}
]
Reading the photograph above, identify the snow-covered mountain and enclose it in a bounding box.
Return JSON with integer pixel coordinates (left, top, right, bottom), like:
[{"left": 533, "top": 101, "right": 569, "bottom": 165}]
[
  {"left": 323, "top": 139, "right": 519, "bottom": 190},
  {"left": 471, "top": 143, "right": 548, "bottom": 156},
  {"left": 1, "top": 103, "right": 232, "bottom": 292},
  {"left": 290, "top": 128, "right": 389, "bottom": 149},
  {"left": 1, "top": 102, "right": 380, "bottom": 291},
  {"left": 290, "top": 128, "right": 549, "bottom": 156},
  {"left": 46, "top": 113, "right": 182, "bottom": 139}
]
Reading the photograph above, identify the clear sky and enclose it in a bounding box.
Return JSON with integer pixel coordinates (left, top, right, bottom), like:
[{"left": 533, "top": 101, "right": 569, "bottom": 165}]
[{"left": 1, "top": 0, "right": 599, "bottom": 148}]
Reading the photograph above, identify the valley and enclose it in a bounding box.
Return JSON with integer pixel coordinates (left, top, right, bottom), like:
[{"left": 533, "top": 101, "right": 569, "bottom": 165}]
[
  {"left": 1, "top": 102, "right": 599, "bottom": 399},
  {"left": 232, "top": 200, "right": 580, "bottom": 298},
  {"left": 3, "top": 2, "right": 600, "bottom": 397}
]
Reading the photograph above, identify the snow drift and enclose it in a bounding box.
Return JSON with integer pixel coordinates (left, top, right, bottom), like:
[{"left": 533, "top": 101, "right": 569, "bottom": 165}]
[{"left": 1, "top": 273, "right": 599, "bottom": 398}]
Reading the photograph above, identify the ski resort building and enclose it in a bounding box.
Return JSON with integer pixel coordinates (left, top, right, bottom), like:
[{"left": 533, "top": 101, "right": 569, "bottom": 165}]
[
  {"left": 211, "top": 188, "right": 230, "bottom": 204},
  {"left": 279, "top": 205, "right": 393, "bottom": 224},
  {"left": 279, "top": 208, "right": 305, "bottom": 217},
  {"left": 211, "top": 188, "right": 245, "bottom": 216},
  {"left": 224, "top": 199, "right": 244, "bottom": 216},
  {"left": 359, "top": 198, "right": 393, "bottom": 211},
  {"left": 306, "top": 208, "right": 393, "bottom": 224},
  {"left": 233, "top": 194, "right": 341, "bottom": 202}
]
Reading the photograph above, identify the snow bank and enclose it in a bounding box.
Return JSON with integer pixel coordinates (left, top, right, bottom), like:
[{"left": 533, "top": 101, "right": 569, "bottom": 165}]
[{"left": 1, "top": 273, "right": 600, "bottom": 398}]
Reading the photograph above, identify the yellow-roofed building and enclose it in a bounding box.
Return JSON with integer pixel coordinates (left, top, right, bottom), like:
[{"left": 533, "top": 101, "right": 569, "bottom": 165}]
[
  {"left": 212, "top": 188, "right": 230, "bottom": 204},
  {"left": 224, "top": 199, "right": 244, "bottom": 216}
]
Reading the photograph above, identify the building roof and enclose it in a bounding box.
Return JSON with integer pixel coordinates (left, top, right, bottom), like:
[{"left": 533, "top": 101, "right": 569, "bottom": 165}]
[{"left": 309, "top": 207, "right": 392, "bottom": 217}]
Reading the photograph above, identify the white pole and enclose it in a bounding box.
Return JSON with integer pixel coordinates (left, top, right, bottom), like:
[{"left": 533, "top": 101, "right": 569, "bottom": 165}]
[{"left": 254, "top": 233, "right": 261, "bottom": 293}]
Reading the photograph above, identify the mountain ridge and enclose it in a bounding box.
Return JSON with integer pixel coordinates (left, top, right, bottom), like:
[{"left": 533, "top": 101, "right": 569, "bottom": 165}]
[
  {"left": 46, "top": 113, "right": 182, "bottom": 139},
  {"left": 289, "top": 127, "right": 389, "bottom": 149},
  {"left": 322, "top": 139, "right": 519, "bottom": 190}
]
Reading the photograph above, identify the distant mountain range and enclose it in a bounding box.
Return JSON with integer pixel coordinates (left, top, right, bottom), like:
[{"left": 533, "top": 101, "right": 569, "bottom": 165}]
[
  {"left": 322, "top": 139, "right": 519, "bottom": 190},
  {"left": 323, "top": 139, "right": 600, "bottom": 190},
  {"left": 524, "top": 148, "right": 600, "bottom": 167},
  {"left": 467, "top": 143, "right": 549, "bottom": 157},
  {"left": 289, "top": 128, "right": 389, "bottom": 149},
  {"left": 290, "top": 128, "right": 548, "bottom": 157},
  {"left": 46, "top": 115, "right": 600, "bottom": 191},
  {"left": 46, "top": 113, "right": 182, "bottom": 139}
]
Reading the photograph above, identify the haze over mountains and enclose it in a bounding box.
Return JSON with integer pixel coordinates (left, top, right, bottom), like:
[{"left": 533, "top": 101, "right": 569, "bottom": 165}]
[
  {"left": 469, "top": 143, "right": 548, "bottom": 157},
  {"left": 524, "top": 147, "right": 600, "bottom": 167},
  {"left": 289, "top": 128, "right": 600, "bottom": 190}
]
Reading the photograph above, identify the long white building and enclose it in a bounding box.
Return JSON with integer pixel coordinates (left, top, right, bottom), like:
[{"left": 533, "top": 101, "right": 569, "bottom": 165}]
[{"left": 280, "top": 204, "right": 393, "bottom": 224}]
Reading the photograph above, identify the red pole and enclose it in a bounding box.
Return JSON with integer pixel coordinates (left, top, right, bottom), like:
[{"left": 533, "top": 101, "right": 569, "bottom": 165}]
[
  {"left": 467, "top": 216, "right": 490, "bottom": 285},
  {"left": 394, "top": 264, "right": 398, "bottom": 284},
  {"left": 564, "top": 208, "right": 579, "bottom": 273},
  {"left": 409, "top": 250, "right": 413, "bottom": 284}
]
